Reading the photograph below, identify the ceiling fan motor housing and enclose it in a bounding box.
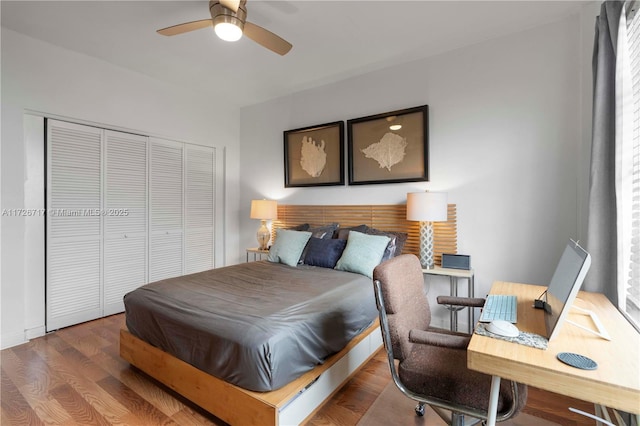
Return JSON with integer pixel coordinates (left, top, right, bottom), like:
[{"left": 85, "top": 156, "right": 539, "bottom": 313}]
[{"left": 210, "top": 1, "right": 247, "bottom": 30}]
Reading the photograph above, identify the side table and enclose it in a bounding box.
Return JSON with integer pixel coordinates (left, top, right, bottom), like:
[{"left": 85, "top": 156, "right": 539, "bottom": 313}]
[
  {"left": 246, "top": 248, "right": 269, "bottom": 262},
  {"left": 422, "top": 266, "right": 475, "bottom": 333}
]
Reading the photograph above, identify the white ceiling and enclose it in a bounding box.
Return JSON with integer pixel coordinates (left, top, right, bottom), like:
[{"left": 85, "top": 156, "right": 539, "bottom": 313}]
[{"left": 1, "top": 0, "right": 590, "bottom": 108}]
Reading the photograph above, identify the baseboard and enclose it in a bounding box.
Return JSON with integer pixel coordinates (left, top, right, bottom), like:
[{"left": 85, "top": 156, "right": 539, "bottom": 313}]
[
  {"left": 25, "top": 325, "right": 46, "bottom": 340},
  {"left": 1, "top": 330, "right": 27, "bottom": 350}
]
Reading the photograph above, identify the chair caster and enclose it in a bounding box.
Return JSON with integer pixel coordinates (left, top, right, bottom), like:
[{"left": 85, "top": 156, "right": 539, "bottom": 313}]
[{"left": 415, "top": 403, "right": 425, "bottom": 417}]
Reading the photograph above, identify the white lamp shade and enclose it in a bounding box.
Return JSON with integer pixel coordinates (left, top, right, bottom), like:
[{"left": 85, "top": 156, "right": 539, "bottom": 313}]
[
  {"left": 406, "top": 192, "right": 448, "bottom": 222},
  {"left": 250, "top": 199, "right": 278, "bottom": 220}
]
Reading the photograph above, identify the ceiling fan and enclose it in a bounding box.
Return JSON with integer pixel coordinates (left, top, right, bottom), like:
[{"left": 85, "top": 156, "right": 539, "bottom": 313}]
[{"left": 157, "top": 0, "right": 292, "bottom": 56}]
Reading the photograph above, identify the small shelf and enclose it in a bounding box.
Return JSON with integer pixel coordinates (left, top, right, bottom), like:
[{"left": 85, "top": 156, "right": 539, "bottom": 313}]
[{"left": 246, "top": 248, "right": 269, "bottom": 262}]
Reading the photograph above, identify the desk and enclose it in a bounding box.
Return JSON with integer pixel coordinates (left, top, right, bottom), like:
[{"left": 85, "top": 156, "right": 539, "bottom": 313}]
[
  {"left": 467, "top": 281, "right": 640, "bottom": 426},
  {"left": 423, "top": 266, "right": 475, "bottom": 333}
]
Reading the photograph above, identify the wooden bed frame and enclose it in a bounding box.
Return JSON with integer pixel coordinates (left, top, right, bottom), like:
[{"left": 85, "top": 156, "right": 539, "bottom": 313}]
[{"left": 120, "top": 204, "right": 457, "bottom": 425}]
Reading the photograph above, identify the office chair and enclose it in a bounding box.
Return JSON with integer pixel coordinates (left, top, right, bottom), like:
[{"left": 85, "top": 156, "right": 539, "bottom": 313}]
[{"left": 373, "top": 254, "right": 527, "bottom": 426}]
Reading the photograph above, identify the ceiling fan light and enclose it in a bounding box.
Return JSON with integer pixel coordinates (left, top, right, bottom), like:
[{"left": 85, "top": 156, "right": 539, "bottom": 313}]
[{"left": 215, "top": 22, "right": 243, "bottom": 41}]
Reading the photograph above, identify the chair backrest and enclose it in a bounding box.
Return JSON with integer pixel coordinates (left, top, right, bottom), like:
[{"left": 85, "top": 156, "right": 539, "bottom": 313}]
[{"left": 373, "top": 254, "right": 431, "bottom": 361}]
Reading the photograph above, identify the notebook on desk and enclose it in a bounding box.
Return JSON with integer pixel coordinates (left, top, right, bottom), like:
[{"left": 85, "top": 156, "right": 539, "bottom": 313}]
[{"left": 479, "top": 294, "right": 517, "bottom": 323}]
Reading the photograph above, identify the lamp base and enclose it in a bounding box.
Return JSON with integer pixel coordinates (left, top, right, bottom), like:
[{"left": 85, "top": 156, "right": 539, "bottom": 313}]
[
  {"left": 256, "top": 220, "right": 270, "bottom": 251},
  {"left": 419, "top": 221, "right": 435, "bottom": 269}
]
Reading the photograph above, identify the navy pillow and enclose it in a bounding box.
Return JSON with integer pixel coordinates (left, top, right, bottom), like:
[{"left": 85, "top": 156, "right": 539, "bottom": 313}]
[
  {"left": 304, "top": 237, "right": 347, "bottom": 268},
  {"left": 300, "top": 223, "right": 341, "bottom": 263}
]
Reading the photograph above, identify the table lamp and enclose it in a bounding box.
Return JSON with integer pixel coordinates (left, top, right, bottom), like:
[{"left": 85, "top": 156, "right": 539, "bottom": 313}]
[
  {"left": 250, "top": 199, "right": 278, "bottom": 250},
  {"left": 406, "top": 191, "right": 448, "bottom": 269}
]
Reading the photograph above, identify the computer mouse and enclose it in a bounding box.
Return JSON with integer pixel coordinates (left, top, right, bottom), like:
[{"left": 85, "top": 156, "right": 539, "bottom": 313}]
[{"left": 486, "top": 320, "right": 520, "bottom": 338}]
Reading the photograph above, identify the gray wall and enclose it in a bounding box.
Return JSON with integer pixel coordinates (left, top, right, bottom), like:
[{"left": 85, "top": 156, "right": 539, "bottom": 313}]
[{"left": 239, "top": 13, "right": 594, "bottom": 329}]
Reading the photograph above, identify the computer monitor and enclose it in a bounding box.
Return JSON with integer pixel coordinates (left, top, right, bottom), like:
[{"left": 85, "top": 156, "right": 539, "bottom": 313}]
[{"left": 543, "top": 240, "right": 592, "bottom": 341}]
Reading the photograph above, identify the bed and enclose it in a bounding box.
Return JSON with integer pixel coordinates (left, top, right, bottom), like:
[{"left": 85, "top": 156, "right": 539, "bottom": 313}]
[
  {"left": 120, "top": 204, "right": 457, "bottom": 425},
  {"left": 124, "top": 260, "right": 378, "bottom": 392}
]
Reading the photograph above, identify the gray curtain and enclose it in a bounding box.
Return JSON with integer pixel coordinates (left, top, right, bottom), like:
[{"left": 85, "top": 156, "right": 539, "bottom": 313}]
[{"left": 585, "top": 0, "right": 625, "bottom": 304}]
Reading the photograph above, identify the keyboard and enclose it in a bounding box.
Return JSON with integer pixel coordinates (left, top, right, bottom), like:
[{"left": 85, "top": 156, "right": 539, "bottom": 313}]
[{"left": 479, "top": 294, "right": 517, "bottom": 323}]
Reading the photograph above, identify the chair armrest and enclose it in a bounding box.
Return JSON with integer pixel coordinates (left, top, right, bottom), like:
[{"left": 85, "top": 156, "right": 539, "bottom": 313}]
[
  {"left": 409, "top": 329, "right": 470, "bottom": 349},
  {"left": 436, "top": 296, "right": 485, "bottom": 307}
]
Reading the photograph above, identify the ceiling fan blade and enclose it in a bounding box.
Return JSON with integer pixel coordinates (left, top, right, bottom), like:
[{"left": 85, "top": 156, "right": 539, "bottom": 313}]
[
  {"left": 157, "top": 19, "right": 213, "bottom": 36},
  {"left": 219, "top": 0, "right": 240, "bottom": 13},
  {"left": 243, "top": 21, "right": 292, "bottom": 56}
]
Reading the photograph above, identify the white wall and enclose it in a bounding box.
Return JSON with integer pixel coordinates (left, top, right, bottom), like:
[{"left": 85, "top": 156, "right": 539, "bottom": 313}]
[
  {"left": 239, "top": 14, "right": 589, "bottom": 329},
  {"left": 0, "top": 28, "right": 241, "bottom": 348},
  {"left": 1, "top": 5, "right": 600, "bottom": 345}
]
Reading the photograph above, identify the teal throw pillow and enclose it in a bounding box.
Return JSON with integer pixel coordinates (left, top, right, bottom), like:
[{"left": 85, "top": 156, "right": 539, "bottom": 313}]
[
  {"left": 267, "top": 229, "right": 312, "bottom": 267},
  {"left": 335, "top": 231, "right": 391, "bottom": 278}
]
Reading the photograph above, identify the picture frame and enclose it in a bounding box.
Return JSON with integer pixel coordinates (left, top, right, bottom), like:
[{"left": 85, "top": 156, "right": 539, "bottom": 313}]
[
  {"left": 347, "top": 105, "right": 429, "bottom": 185},
  {"left": 284, "top": 121, "right": 345, "bottom": 187}
]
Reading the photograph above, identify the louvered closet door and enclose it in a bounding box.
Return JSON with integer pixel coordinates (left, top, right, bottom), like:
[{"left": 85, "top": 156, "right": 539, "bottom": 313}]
[
  {"left": 185, "top": 145, "right": 215, "bottom": 274},
  {"left": 103, "top": 130, "right": 148, "bottom": 315},
  {"left": 149, "top": 138, "right": 183, "bottom": 282},
  {"left": 46, "top": 120, "right": 103, "bottom": 331}
]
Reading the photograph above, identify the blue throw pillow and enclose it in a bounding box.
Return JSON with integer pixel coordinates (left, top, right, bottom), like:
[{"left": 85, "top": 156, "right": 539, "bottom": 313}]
[
  {"left": 335, "top": 231, "right": 391, "bottom": 278},
  {"left": 304, "top": 237, "right": 347, "bottom": 268},
  {"left": 268, "top": 229, "right": 312, "bottom": 267}
]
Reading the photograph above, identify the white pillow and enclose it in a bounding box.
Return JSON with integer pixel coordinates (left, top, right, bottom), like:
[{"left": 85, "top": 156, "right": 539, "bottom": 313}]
[
  {"left": 267, "top": 229, "right": 312, "bottom": 267},
  {"left": 335, "top": 231, "right": 391, "bottom": 278}
]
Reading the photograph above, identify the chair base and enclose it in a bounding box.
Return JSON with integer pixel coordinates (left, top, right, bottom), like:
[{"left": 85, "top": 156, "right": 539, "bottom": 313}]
[{"left": 415, "top": 402, "right": 483, "bottom": 426}]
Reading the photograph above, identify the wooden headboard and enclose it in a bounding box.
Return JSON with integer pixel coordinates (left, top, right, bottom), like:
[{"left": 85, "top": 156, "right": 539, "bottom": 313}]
[{"left": 272, "top": 204, "right": 457, "bottom": 266}]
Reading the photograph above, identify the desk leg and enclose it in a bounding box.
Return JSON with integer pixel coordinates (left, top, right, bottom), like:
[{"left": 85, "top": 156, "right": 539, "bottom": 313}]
[
  {"left": 450, "top": 277, "right": 458, "bottom": 332},
  {"left": 486, "top": 375, "right": 501, "bottom": 426},
  {"left": 468, "top": 275, "right": 475, "bottom": 334}
]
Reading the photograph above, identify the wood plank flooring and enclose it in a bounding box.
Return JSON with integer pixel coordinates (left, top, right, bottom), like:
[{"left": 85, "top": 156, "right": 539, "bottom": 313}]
[{"left": 1, "top": 314, "right": 595, "bottom": 425}]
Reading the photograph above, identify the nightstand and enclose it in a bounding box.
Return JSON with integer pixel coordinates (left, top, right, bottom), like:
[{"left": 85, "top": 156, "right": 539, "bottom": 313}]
[
  {"left": 422, "top": 266, "right": 475, "bottom": 333},
  {"left": 246, "top": 248, "right": 269, "bottom": 262}
]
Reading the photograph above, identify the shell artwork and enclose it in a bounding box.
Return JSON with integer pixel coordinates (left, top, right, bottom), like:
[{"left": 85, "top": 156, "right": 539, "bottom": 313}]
[
  {"left": 300, "top": 136, "right": 327, "bottom": 177},
  {"left": 361, "top": 132, "right": 408, "bottom": 171}
]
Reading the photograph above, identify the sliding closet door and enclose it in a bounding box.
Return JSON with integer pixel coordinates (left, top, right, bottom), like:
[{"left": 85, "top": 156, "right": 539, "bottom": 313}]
[
  {"left": 46, "top": 120, "right": 103, "bottom": 331},
  {"left": 103, "top": 130, "right": 148, "bottom": 315},
  {"left": 149, "top": 138, "right": 183, "bottom": 281},
  {"left": 47, "top": 122, "right": 217, "bottom": 329},
  {"left": 185, "top": 145, "right": 215, "bottom": 274}
]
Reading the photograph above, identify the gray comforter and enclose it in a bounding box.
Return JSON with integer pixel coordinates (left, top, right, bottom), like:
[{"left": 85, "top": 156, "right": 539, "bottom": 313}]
[{"left": 124, "top": 260, "right": 377, "bottom": 391}]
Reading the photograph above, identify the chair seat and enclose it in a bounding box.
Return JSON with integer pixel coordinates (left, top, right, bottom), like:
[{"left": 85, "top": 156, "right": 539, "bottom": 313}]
[{"left": 399, "top": 343, "right": 524, "bottom": 415}]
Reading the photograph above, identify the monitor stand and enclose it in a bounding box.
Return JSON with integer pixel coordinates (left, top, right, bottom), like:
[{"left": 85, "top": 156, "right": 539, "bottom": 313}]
[{"left": 567, "top": 305, "right": 611, "bottom": 341}]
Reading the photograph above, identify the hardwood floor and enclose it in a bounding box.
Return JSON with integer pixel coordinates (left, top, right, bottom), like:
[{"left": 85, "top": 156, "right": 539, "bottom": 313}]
[{"left": 1, "top": 314, "right": 595, "bottom": 425}]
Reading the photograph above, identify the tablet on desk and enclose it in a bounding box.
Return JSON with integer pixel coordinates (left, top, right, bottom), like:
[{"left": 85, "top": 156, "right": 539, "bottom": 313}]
[{"left": 539, "top": 240, "right": 608, "bottom": 341}]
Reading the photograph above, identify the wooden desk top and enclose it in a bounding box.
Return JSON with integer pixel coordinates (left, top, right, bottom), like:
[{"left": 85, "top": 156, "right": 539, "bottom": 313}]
[
  {"left": 422, "top": 266, "right": 474, "bottom": 278},
  {"left": 467, "top": 281, "right": 640, "bottom": 414}
]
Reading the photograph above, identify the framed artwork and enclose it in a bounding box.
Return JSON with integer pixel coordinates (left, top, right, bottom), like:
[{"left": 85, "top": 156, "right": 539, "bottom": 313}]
[
  {"left": 347, "top": 105, "right": 429, "bottom": 185},
  {"left": 284, "top": 121, "right": 345, "bottom": 187}
]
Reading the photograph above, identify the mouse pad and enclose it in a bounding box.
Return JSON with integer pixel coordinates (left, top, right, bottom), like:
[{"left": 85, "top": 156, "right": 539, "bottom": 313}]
[{"left": 475, "top": 323, "right": 548, "bottom": 350}]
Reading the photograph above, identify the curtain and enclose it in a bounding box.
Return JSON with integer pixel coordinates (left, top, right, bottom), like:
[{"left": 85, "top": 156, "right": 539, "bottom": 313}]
[{"left": 585, "top": 1, "right": 626, "bottom": 304}]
